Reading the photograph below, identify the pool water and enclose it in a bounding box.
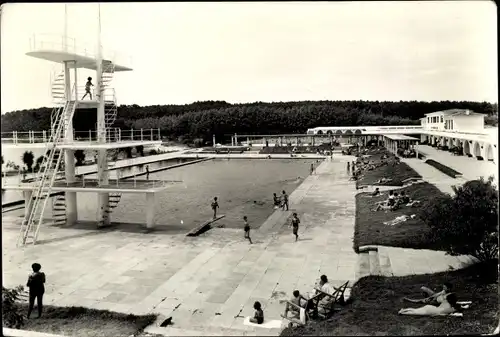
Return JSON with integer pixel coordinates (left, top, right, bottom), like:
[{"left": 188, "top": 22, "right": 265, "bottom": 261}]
[{"left": 76, "top": 158, "right": 319, "bottom": 231}]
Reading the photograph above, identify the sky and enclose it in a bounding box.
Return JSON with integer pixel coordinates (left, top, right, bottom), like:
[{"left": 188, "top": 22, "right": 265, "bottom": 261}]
[{"left": 0, "top": 1, "right": 497, "bottom": 114}]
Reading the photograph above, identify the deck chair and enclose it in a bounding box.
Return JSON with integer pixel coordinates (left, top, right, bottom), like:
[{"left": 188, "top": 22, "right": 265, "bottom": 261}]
[
  {"left": 314, "top": 281, "right": 350, "bottom": 319},
  {"left": 281, "top": 301, "right": 309, "bottom": 328}
]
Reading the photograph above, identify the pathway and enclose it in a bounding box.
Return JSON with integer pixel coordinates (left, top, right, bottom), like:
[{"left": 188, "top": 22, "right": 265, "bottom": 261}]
[
  {"left": 401, "top": 158, "right": 465, "bottom": 195},
  {"left": 417, "top": 145, "right": 498, "bottom": 184}
]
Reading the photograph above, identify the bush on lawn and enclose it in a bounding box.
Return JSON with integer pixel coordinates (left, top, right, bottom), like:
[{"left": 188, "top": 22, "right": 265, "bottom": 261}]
[
  {"left": 425, "top": 159, "right": 462, "bottom": 178},
  {"left": 2, "top": 285, "right": 27, "bottom": 329},
  {"left": 420, "top": 176, "right": 499, "bottom": 263}
]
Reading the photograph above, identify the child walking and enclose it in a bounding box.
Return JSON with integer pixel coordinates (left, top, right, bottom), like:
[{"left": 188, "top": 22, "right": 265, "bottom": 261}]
[
  {"left": 81, "top": 77, "right": 94, "bottom": 100},
  {"left": 243, "top": 216, "right": 252, "bottom": 244},
  {"left": 211, "top": 197, "right": 219, "bottom": 219}
]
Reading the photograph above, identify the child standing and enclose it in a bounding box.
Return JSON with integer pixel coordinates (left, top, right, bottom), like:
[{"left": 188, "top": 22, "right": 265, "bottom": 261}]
[
  {"left": 281, "top": 190, "right": 289, "bottom": 211},
  {"left": 26, "top": 263, "right": 46, "bottom": 319},
  {"left": 211, "top": 197, "right": 219, "bottom": 219},
  {"left": 291, "top": 212, "right": 300, "bottom": 242},
  {"left": 243, "top": 216, "right": 252, "bottom": 244}
]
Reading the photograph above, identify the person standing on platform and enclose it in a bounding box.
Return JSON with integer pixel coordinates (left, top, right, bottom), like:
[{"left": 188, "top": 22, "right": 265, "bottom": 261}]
[
  {"left": 26, "top": 263, "right": 45, "bottom": 319},
  {"left": 243, "top": 216, "right": 253, "bottom": 244},
  {"left": 281, "top": 190, "right": 289, "bottom": 211},
  {"left": 291, "top": 212, "right": 300, "bottom": 241},
  {"left": 81, "top": 77, "right": 94, "bottom": 100},
  {"left": 211, "top": 197, "right": 219, "bottom": 219}
]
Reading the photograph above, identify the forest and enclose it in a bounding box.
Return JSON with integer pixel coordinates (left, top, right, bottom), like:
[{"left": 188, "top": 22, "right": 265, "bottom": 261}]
[{"left": 1, "top": 100, "right": 497, "bottom": 143}]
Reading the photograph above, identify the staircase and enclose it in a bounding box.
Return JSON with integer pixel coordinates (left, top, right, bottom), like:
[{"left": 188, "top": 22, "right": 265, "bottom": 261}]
[
  {"left": 99, "top": 192, "right": 122, "bottom": 225},
  {"left": 52, "top": 194, "right": 67, "bottom": 225},
  {"left": 355, "top": 246, "right": 394, "bottom": 280},
  {"left": 50, "top": 70, "right": 66, "bottom": 105},
  {"left": 17, "top": 99, "right": 78, "bottom": 246},
  {"left": 101, "top": 61, "right": 118, "bottom": 130}
]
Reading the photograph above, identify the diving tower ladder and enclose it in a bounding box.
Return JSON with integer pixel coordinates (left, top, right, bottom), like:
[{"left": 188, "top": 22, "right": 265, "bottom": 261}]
[{"left": 18, "top": 100, "right": 78, "bottom": 246}]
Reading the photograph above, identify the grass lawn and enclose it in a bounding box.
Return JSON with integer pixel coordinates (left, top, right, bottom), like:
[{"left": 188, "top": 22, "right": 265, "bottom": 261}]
[
  {"left": 356, "top": 151, "right": 422, "bottom": 187},
  {"left": 281, "top": 260, "right": 498, "bottom": 336},
  {"left": 8, "top": 305, "right": 157, "bottom": 337},
  {"left": 353, "top": 182, "right": 445, "bottom": 252}
]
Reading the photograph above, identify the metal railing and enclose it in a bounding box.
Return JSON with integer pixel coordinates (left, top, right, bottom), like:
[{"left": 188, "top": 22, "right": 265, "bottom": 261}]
[
  {"left": 1, "top": 128, "right": 162, "bottom": 144},
  {"left": 28, "top": 33, "right": 133, "bottom": 68}
]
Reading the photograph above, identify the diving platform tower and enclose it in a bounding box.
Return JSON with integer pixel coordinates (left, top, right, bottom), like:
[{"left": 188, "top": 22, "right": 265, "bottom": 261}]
[{"left": 2, "top": 6, "right": 167, "bottom": 246}]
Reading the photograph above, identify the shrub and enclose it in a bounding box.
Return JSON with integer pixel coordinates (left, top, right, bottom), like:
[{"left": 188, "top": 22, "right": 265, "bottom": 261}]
[
  {"left": 425, "top": 159, "right": 462, "bottom": 178},
  {"left": 2, "top": 285, "right": 28, "bottom": 329},
  {"left": 135, "top": 145, "right": 144, "bottom": 156},
  {"left": 22, "top": 151, "right": 34, "bottom": 172},
  {"left": 74, "top": 150, "right": 86, "bottom": 166},
  {"left": 193, "top": 138, "right": 204, "bottom": 148},
  {"left": 6, "top": 160, "right": 20, "bottom": 171},
  {"left": 149, "top": 149, "right": 158, "bottom": 155},
  {"left": 419, "top": 176, "right": 499, "bottom": 262}
]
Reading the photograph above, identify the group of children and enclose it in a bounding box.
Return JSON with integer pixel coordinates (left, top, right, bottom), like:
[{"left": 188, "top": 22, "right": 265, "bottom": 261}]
[{"left": 210, "top": 192, "right": 301, "bottom": 244}]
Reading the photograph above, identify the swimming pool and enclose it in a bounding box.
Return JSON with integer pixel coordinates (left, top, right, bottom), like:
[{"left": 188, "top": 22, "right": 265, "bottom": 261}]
[{"left": 76, "top": 158, "right": 319, "bottom": 231}]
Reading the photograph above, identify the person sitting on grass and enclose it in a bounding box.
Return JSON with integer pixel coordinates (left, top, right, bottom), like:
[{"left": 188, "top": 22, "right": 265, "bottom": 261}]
[
  {"left": 399, "top": 191, "right": 411, "bottom": 204},
  {"left": 387, "top": 191, "right": 396, "bottom": 206},
  {"left": 371, "top": 187, "right": 380, "bottom": 196},
  {"left": 250, "top": 301, "right": 264, "bottom": 324},
  {"left": 283, "top": 290, "right": 308, "bottom": 318},
  {"left": 403, "top": 283, "right": 453, "bottom": 305},
  {"left": 398, "top": 293, "right": 462, "bottom": 316}
]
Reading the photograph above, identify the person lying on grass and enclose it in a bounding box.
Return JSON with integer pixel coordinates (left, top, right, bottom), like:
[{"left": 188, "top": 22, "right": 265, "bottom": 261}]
[
  {"left": 398, "top": 293, "right": 462, "bottom": 316},
  {"left": 372, "top": 200, "right": 400, "bottom": 212},
  {"left": 403, "top": 283, "right": 453, "bottom": 305}
]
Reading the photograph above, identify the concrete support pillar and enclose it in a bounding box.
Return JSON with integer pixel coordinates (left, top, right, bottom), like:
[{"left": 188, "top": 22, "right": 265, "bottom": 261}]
[
  {"left": 213, "top": 134, "right": 216, "bottom": 147},
  {"left": 24, "top": 191, "right": 33, "bottom": 219},
  {"left": 146, "top": 192, "right": 155, "bottom": 229},
  {"left": 247, "top": 137, "right": 250, "bottom": 146},
  {"left": 64, "top": 149, "right": 77, "bottom": 225},
  {"left": 234, "top": 133, "right": 238, "bottom": 146},
  {"left": 97, "top": 150, "right": 109, "bottom": 227}
]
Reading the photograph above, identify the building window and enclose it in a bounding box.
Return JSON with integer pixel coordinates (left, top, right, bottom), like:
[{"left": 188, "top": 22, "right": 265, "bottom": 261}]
[
  {"left": 440, "top": 116, "right": 443, "bottom": 122},
  {"left": 427, "top": 117, "right": 430, "bottom": 123}
]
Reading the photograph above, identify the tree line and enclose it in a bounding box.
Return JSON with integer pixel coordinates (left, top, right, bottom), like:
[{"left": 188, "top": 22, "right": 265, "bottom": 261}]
[{"left": 1, "top": 100, "right": 497, "bottom": 143}]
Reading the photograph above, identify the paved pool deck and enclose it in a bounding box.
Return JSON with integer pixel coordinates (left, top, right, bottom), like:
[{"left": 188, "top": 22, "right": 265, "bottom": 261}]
[{"left": 1, "top": 154, "right": 480, "bottom": 336}]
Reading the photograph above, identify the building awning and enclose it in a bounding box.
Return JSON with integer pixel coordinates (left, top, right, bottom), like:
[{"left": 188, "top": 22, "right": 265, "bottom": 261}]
[{"left": 383, "top": 134, "right": 419, "bottom": 141}]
